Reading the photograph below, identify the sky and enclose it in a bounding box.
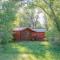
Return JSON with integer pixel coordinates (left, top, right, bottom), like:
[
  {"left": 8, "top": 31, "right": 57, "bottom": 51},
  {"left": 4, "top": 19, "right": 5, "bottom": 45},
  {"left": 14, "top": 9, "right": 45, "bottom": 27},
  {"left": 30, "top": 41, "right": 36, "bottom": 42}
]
[
  {"left": 38, "top": 12, "right": 46, "bottom": 28},
  {"left": 34, "top": 8, "right": 46, "bottom": 28},
  {"left": 38, "top": 13, "right": 45, "bottom": 24}
]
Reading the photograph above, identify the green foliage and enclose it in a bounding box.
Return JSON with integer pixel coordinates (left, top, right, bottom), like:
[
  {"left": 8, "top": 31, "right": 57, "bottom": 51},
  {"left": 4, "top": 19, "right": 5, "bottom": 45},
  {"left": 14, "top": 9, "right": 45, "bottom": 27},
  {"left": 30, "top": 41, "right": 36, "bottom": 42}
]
[
  {"left": 30, "top": 0, "right": 60, "bottom": 31},
  {"left": 46, "top": 25, "right": 60, "bottom": 47},
  {"left": 0, "top": 42, "right": 60, "bottom": 60},
  {"left": 0, "top": 1, "right": 16, "bottom": 44},
  {"left": 0, "top": 0, "right": 60, "bottom": 47},
  {"left": 19, "top": 7, "right": 42, "bottom": 28},
  {"left": 28, "top": 0, "right": 60, "bottom": 46}
]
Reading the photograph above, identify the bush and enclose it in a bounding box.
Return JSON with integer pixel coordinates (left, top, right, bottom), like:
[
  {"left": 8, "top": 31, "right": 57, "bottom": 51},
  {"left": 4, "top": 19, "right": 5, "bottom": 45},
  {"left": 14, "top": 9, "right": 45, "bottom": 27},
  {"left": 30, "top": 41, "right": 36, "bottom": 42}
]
[{"left": 46, "top": 28, "right": 60, "bottom": 47}]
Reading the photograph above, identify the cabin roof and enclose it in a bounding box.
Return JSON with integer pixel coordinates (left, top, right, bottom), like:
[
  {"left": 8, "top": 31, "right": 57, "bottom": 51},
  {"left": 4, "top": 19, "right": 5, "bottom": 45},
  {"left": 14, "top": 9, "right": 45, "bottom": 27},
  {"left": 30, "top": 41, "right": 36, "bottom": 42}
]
[
  {"left": 13, "top": 27, "right": 46, "bottom": 32},
  {"left": 32, "top": 29, "right": 46, "bottom": 32},
  {"left": 13, "top": 27, "right": 26, "bottom": 31}
]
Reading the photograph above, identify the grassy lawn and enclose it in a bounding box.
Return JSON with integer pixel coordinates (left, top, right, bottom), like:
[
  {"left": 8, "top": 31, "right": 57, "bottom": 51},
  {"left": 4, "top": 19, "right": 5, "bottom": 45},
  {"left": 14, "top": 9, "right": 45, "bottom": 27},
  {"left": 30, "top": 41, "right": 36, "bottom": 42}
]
[{"left": 0, "top": 41, "right": 60, "bottom": 60}]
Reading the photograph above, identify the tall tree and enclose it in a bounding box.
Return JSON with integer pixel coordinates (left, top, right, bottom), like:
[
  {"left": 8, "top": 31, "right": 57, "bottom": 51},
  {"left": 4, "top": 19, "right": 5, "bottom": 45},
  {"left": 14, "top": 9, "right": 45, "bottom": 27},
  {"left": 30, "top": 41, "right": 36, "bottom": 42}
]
[
  {"left": 0, "top": 0, "right": 16, "bottom": 44},
  {"left": 29, "top": 0, "right": 60, "bottom": 31}
]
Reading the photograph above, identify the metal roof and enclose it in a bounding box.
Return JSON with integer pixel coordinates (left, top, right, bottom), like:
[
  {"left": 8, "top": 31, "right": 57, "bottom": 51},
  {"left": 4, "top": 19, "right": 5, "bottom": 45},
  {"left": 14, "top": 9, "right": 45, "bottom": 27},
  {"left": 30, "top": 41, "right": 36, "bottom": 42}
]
[
  {"left": 13, "top": 27, "right": 26, "bottom": 31},
  {"left": 13, "top": 27, "right": 46, "bottom": 32},
  {"left": 32, "top": 29, "right": 46, "bottom": 32}
]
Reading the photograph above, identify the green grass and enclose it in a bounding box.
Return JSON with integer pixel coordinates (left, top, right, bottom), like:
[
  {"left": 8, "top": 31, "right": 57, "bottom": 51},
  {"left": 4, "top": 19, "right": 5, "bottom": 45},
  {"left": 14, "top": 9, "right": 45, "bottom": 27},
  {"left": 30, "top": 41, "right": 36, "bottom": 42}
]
[{"left": 0, "top": 41, "right": 60, "bottom": 60}]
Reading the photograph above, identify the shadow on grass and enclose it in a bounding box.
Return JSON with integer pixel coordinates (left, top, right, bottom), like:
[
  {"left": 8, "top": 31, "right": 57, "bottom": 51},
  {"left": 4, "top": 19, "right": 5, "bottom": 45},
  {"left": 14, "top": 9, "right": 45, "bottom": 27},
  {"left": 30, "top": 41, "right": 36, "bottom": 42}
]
[{"left": 0, "top": 41, "right": 60, "bottom": 60}]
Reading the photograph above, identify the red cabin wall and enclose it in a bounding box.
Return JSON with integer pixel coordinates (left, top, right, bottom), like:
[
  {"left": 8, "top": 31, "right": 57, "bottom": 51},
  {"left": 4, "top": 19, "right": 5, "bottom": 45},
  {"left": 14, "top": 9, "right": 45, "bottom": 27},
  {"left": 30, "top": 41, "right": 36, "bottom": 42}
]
[
  {"left": 20, "top": 30, "right": 32, "bottom": 40},
  {"left": 37, "top": 32, "right": 45, "bottom": 40},
  {"left": 13, "top": 31, "right": 20, "bottom": 41},
  {"left": 13, "top": 29, "right": 32, "bottom": 41},
  {"left": 13, "top": 29, "right": 45, "bottom": 41},
  {"left": 31, "top": 32, "right": 45, "bottom": 40}
]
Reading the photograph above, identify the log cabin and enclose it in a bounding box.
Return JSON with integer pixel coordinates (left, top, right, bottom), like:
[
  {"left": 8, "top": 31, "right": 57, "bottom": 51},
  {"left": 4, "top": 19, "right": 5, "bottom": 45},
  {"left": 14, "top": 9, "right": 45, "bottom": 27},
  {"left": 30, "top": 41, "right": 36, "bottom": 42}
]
[{"left": 13, "top": 27, "right": 46, "bottom": 41}]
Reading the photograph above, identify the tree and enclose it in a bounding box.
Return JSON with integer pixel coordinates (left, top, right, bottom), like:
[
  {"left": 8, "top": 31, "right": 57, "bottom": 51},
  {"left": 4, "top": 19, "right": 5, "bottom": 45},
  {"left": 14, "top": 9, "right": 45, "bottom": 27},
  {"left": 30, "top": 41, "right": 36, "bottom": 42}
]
[
  {"left": 0, "top": 0, "right": 16, "bottom": 44},
  {"left": 28, "top": 0, "right": 60, "bottom": 46},
  {"left": 18, "top": 7, "right": 45, "bottom": 28},
  {"left": 30, "top": 0, "right": 60, "bottom": 32}
]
